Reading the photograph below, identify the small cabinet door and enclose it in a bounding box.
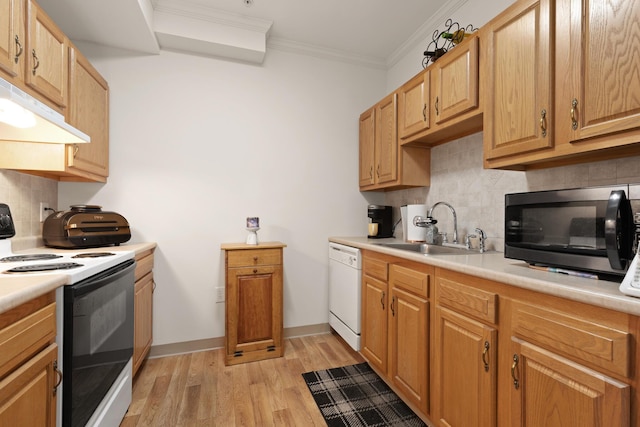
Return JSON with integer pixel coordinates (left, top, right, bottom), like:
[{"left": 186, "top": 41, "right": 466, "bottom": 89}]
[
  {"left": 483, "top": 0, "right": 553, "bottom": 160},
  {"left": 227, "top": 265, "right": 282, "bottom": 356},
  {"left": 432, "top": 35, "right": 479, "bottom": 126},
  {"left": 25, "top": 0, "right": 67, "bottom": 107},
  {"left": 67, "top": 45, "right": 109, "bottom": 180},
  {"left": 555, "top": 0, "right": 640, "bottom": 146},
  {"left": 433, "top": 306, "right": 497, "bottom": 427},
  {"left": 398, "top": 70, "right": 430, "bottom": 140},
  {"left": 388, "top": 286, "right": 429, "bottom": 414},
  {"left": 509, "top": 339, "right": 630, "bottom": 427},
  {"left": 374, "top": 92, "right": 398, "bottom": 185},
  {"left": 361, "top": 274, "right": 388, "bottom": 374},
  {"left": 133, "top": 272, "right": 153, "bottom": 376},
  {"left": 0, "top": 0, "right": 25, "bottom": 79},
  {"left": 0, "top": 343, "right": 58, "bottom": 427},
  {"left": 359, "top": 107, "right": 375, "bottom": 188}
]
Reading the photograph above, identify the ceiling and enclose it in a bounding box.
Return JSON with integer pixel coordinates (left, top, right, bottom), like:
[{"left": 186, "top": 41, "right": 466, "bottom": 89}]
[{"left": 36, "top": 0, "right": 465, "bottom": 67}]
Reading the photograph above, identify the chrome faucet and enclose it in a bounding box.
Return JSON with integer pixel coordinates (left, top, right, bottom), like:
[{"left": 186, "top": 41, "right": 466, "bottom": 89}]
[
  {"left": 475, "top": 227, "right": 487, "bottom": 253},
  {"left": 427, "top": 202, "right": 458, "bottom": 244}
]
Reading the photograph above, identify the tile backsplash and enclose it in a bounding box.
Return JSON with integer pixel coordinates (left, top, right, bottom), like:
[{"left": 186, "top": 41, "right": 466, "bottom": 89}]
[
  {"left": 0, "top": 170, "right": 57, "bottom": 238},
  {"left": 385, "top": 132, "right": 640, "bottom": 251}
]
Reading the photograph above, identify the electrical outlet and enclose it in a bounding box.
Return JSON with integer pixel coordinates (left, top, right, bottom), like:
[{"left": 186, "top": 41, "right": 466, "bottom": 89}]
[
  {"left": 216, "top": 287, "right": 225, "bottom": 303},
  {"left": 39, "top": 202, "right": 50, "bottom": 222}
]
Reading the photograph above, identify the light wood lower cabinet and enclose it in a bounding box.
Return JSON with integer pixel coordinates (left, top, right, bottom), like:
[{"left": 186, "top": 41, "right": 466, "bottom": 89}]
[
  {"left": 222, "top": 242, "right": 286, "bottom": 366},
  {"left": 0, "top": 291, "right": 59, "bottom": 426},
  {"left": 360, "top": 251, "right": 433, "bottom": 418},
  {"left": 133, "top": 248, "right": 155, "bottom": 376}
]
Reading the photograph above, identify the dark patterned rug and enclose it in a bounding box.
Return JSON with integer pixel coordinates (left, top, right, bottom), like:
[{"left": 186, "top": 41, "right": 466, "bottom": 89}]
[{"left": 302, "top": 362, "right": 426, "bottom": 427}]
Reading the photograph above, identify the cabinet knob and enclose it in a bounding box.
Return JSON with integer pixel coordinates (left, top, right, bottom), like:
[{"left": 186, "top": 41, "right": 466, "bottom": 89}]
[
  {"left": 253, "top": 269, "right": 258, "bottom": 274},
  {"left": 253, "top": 256, "right": 258, "bottom": 261}
]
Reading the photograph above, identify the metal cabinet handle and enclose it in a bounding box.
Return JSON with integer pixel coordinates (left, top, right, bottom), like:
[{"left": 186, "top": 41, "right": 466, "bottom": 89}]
[
  {"left": 14, "top": 35, "right": 23, "bottom": 63},
  {"left": 73, "top": 144, "right": 79, "bottom": 158},
  {"left": 253, "top": 268, "right": 258, "bottom": 274},
  {"left": 376, "top": 164, "right": 380, "bottom": 178},
  {"left": 571, "top": 98, "right": 578, "bottom": 130},
  {"left": 482, "top": 341, "right": 490, "bottom": 372},
  {"left": 390, "top": 295, "right": 396, "bottom": 316},
  {"left": 435, "top": 96, "right": 439, "bottom": 115},
  {"left": 253, "top": 256, "right": 258, "bottom": 261},
  {"left": 539, "top": 109, "right": 547, "bottom": 137},
  {"left": 422, "top": 103, "right": 427, "bottom": 121},
  {"left": 369, "top": 166, "right": 373, "bottom": 180},
  {"left": 31, "top": 49, "right": 39, "bottom": 75},
  {"left": 53, "top": 360, "right": 62, "bottom": 395},
  {"left": 511, "top": 354, "right": 520, "bottom": 389},
  {"left": 380, "top": 291, "right": 385, "bottom": 309}
]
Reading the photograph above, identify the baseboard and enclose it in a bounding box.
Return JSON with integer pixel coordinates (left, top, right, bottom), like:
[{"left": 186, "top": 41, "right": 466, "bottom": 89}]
[{"left": 148, "top": 323, "right": 331, "bottom": 359}]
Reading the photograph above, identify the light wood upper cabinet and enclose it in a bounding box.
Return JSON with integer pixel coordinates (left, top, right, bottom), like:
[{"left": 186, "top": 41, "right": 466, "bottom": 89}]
[
  {"left": 359, "top": 107, "right": 375, "bottom": 187},
  {"left": 483, "top": 0, "right": 553, "bottom": 162},
  {"left": 398, "top": 70, "right": 430, "bottom": 140},
  {"left": 555, "top": 0, "right": 640, "bottom": 149},
  {"left": 0, "top": 0, "right": 25, "bottom": 79},
  {"left": 375, "top": 93, "right": 398, "bottom": 185},
  {"left": 399, "top": 34, "right": 482, "bottom": 146},
  {"left": 432, "top": 35, "right": 479, "bottom": 126},
  {"left": 25, "top": 0, "right": 67, "bottom": 108},
  {"left": 67, "top": 44, "right": 109, "bottom": 180}
]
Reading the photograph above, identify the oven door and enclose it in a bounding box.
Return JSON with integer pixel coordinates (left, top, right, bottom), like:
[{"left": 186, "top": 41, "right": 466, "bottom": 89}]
[
  {"left": 63, "top": 259, "right": 135, "bottom": 427},
  {"left": 505, "top": 185, "right": 634, "bottom": 276}
]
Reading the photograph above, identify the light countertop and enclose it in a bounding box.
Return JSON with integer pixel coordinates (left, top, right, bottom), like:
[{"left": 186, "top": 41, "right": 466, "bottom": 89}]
[
  {"left": 330, "top": 236, "right": 640, "bottom": 317},
  {"left": 0, "top": 242, "right": 157, "bottom": 315}
]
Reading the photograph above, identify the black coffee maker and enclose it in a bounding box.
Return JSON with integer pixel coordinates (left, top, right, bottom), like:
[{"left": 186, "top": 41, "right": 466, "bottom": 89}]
[{"left": 367, "top": 205, "right": 393, "bottom": 238}]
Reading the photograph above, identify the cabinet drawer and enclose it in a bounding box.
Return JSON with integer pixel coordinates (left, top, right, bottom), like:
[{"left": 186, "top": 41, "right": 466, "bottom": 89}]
[
  {"left": 227, "top": 249, "right": 282, "bottom": 268},
  {"left": 135, "top": 250, "right": 155, "bottom": 282},
  {"left": 363, "top": 257, "right": 388, "bottom": 282},
  {"left": 437, "top": 277, "right": 497, "bottom": 324},
  {"left": 390, "top": 264, "right": 430, "bottom": 297},
  {"left": 0, "top": 302, "right": 56, "bottom": 380},
  {"left": 511, "top": 301, "right": 631, "bottom": 377}
]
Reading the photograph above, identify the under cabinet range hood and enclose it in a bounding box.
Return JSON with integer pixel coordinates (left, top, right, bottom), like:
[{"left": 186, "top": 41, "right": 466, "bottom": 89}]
[{"left": 0, "top": 76, "right": 90, "bottom": 144}]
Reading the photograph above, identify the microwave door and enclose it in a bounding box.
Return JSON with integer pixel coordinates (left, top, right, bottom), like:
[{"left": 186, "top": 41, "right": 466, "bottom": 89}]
[{"left": 604, "top": 190, "right": 633, "bottom": 270}]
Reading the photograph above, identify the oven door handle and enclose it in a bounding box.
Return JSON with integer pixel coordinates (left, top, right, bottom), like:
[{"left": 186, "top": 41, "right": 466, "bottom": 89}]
[
  {"left": 69, "top": 259, "right": 136, "bottom": 297},
  {"left": 605, "top": 190, "right": 632, "bottom": 270}
]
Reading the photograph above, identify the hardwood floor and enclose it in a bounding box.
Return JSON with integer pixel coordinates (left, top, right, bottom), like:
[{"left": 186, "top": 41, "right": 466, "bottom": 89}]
[{"left": 120, "top": 332, "right": 364, "bottom": 426}]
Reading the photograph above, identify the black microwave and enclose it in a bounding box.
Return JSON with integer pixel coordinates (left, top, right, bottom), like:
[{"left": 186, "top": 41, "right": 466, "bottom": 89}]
[{"left": 504, "top": 184, "right": 640, "bottom": 278}]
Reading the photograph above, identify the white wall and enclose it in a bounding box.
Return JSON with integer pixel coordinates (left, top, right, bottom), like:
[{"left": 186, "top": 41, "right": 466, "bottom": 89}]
[{"left": 59, "top": 45, "right": 386, "bottom": 346}]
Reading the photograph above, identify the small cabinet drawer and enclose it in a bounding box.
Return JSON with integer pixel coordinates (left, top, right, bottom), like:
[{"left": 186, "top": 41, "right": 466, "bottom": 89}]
[
  {"left": 511, "top": 301, "right": 631, "bottom": 377},
  {"left": 135, "top": 249, "right": 155, "bottom": 282},
  {"left": 437, "top": 277, "right": 497, "bottom": 324},
  {"left": 0, "top": 302, "right": 56, "bottom": 380},
  {"left": 363, "top": 257, "right": 388, "bottom": 282},
  {"left": 227, "top": 249, "right": 282, "bottom": 268},
  {"left": 390, "top": 263, "right": 431, "bottom": 297}
]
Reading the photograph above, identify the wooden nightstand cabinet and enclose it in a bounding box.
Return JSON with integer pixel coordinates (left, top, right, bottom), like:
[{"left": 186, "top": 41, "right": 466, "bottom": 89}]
[{"left": 221, "top": 242, "right": 286, "bottom": 366}]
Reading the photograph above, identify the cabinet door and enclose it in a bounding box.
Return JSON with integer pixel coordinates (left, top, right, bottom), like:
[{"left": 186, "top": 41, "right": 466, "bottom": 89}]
[
  {"left": 133, "top": 272, "right": 153, "bottom": 376},
  {"left": 0, "top": 343, "right": 58, "bottom": 427},
  {"left": 0, "top": 0, "right": 25, "bottom": 79},
  {"left": 67, "top": 46, "right": 109, "bottom": 180},
  {"left": 556, "top": 0, "right": 640, "bottom": 145},
  {"left": 359, "top": 107, "right": 375, "bottom": 188},
  {"left": 432, "top": 36, "right": 479, "bottom": 126},
  {"left": 374, "top": 92, "right": 397, "bottom": 185},
  {"left": 388, "top": 287, "right": 428, "bottom": 414},
  {"left": 398, "top": 70, "right": 430, "bottom": 140},
  {"left": 361, "top": 274, "right": 388, "bottom": 374},
  {"left": 510, "top": 339, "right": 630, "bottom": 427},
  {"left": 433, "top": 307, "right": 497, "bottom": 427},
  {"left": 227, "top": 265, "right": 282, "bottom": 355},
  {"left": 483, "top": 0, "right": 553, "bottom": 160},
  {"left": 25, "top": 0, "right": 67, "bottom": 107}
]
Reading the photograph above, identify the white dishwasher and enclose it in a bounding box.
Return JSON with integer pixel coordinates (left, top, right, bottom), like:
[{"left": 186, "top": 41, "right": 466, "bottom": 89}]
[{"left": 328, "top": 242, "right": 362, "bottom": 351}]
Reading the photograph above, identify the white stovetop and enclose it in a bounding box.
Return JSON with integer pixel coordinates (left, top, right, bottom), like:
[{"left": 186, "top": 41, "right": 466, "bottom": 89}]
[
  {"left": 329, "top": 236, "right": 640, "bottom": 317},
  {"left": 0, "top": 239, "right": 155, "bottom": 314}
]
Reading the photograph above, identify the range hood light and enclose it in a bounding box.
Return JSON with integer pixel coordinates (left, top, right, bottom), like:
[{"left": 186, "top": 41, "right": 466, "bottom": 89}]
[
  {"left": 0, "top": 76, "right": 90, "bottom": 144},
  {"left": 0, "top": 98, "right": 36, "bottom": 128}
]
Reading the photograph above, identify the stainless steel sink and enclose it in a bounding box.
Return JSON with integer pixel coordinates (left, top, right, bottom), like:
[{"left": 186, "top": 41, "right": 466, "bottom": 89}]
[{"left": 375, "top": 242, "right": 483, "bottom": 255}]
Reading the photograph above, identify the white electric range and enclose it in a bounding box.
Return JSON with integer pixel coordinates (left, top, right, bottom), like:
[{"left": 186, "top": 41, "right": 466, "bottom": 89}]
[{"left": 0, "top": 238, "right": 136, "bottom": 427}]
